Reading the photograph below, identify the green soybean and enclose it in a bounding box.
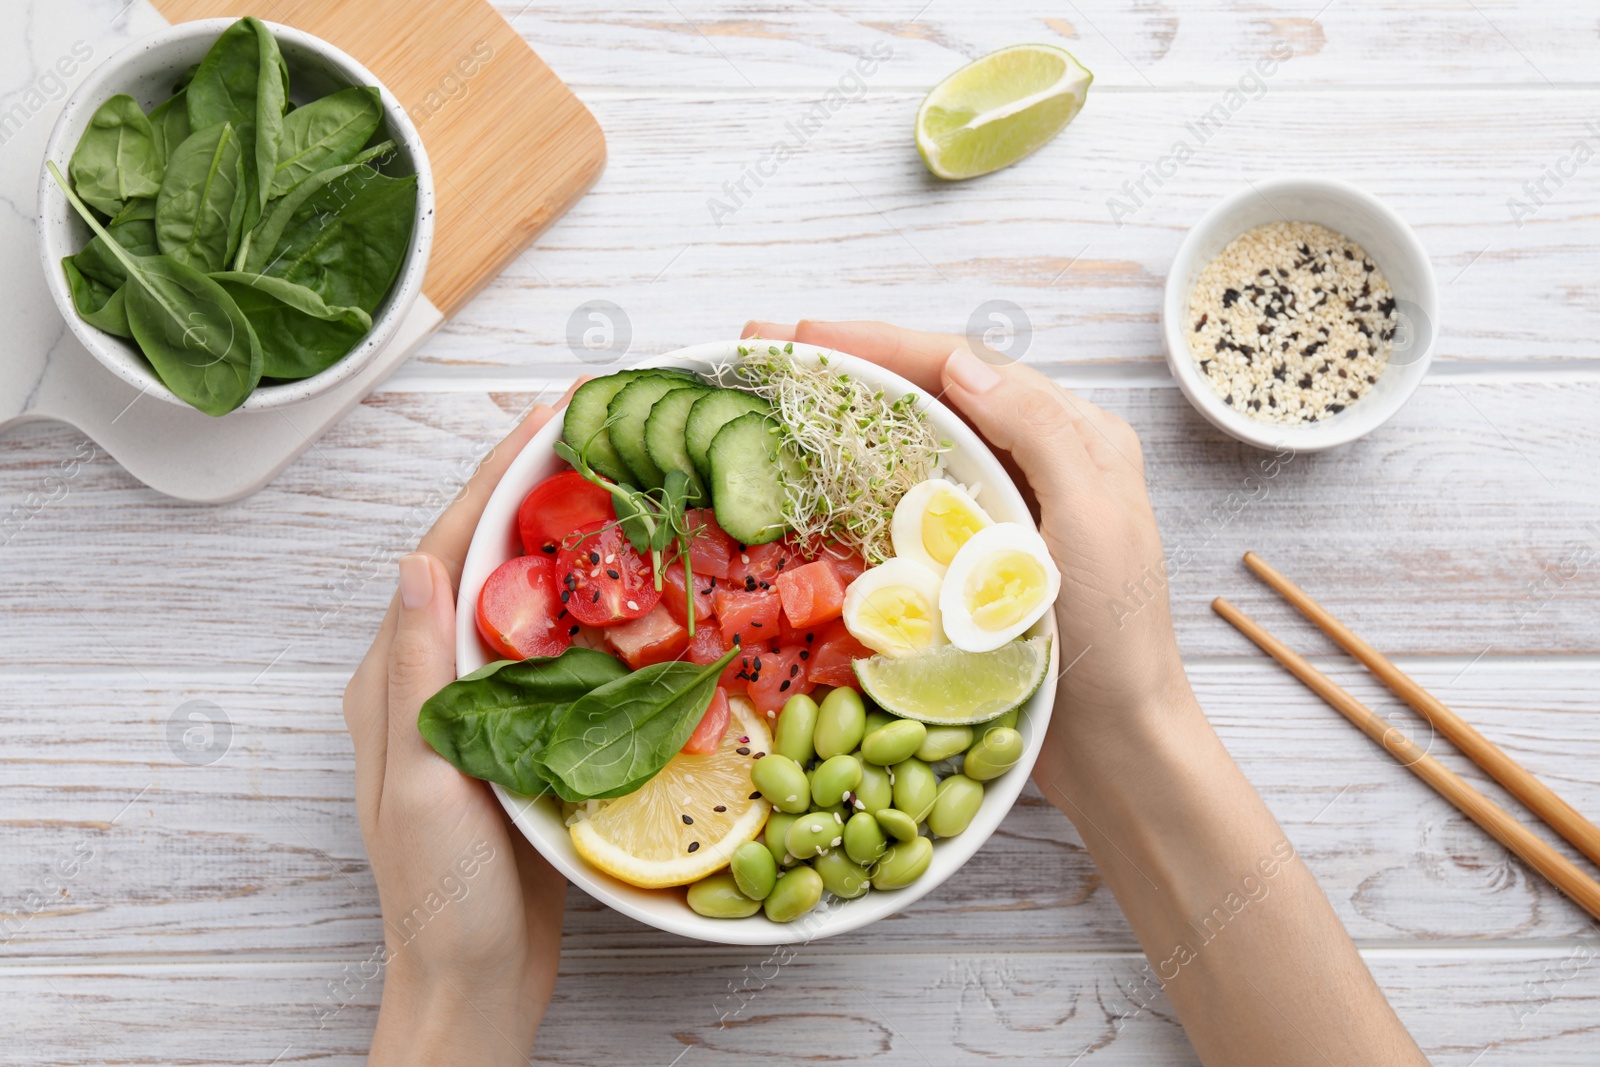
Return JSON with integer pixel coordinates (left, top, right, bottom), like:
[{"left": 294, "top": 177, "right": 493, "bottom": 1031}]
[
  {"left": 687, "top": 871, "right": 761, "bottom": 918},
  {"left": 891, "top": 758, "right": 939, "bottom": 822},
  {"left": 813, "top": 686, "right": 867, "bottom": 759},
  {"left": 864, "top": 709, "right": 896, "bottom": 734},
  {"left": 979, "top": 707, "right": 1018, "bottom": 738},
  {"left": 751, "top": 753, "right": 810, "bottom": 813},
  {"left": 785, "top": 810, "right": 844, "bottom": 859},
  {"left": 764, "top": 866, "right": 824, "bottom": 922},
  {"left": 872, "top": 836, "right": 933, "bottom": 890},
  {"left": 854, "top": 762, "right": 893, "bottom": 814},
  {"left": 729, "top": 841, "right": 777, "bottom": 900},
  {"left": 765, "top": 812, "right": 800, "bottom": 865},
  {"left": 843, "top": 810, "right": 888, "bottom": 865},
  {"left": 915, "top": 725, "right": 974, "bottom": 763},
  {"left": 773, "top": 693, "right": 819, "bottom": 765},
  {"left": 811, "top": 753, "right": 862, "bottom": 808},
  {"left": 928, "top": 774, "right": 984, "bottom": 838},
  {"left": 861, "top": 719, "right": 926, "bottom": 766},
  {"left": 964, "top": 726, "right": 1024, "bottom": 782},
  {"left": 873, "top": 807, "right": 920, "bottom": 842},
  {"left": 814, "top": 849, "right": 871, "bottom": 899}
]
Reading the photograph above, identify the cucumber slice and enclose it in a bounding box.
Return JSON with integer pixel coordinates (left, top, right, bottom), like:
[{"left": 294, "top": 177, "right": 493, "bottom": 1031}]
[
  {"left": 707, "top": 411, "right": 799, "bottom": 545},
  {"left": 685, "top": 390, "right": 770, "bottom": 483},
  {"left": 562, "top": 369, "right": 694, "bottom": 484},
  {"left": 609, "top": 377, "right": 700, "bottom": 489},
  {"left": 644, "top": 385, "right": 712, "bottom": 506}
]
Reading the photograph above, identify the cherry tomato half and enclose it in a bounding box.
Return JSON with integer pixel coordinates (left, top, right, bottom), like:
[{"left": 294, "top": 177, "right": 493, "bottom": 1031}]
[
  {"left": 556, "top": 521, "right": 661, "bottom": 626},
  {"left": 476, "top": 554, "right": 572, "bottom": 660},
  {"left": 519, "top": 470, "right": 615, "bottom": 556}
]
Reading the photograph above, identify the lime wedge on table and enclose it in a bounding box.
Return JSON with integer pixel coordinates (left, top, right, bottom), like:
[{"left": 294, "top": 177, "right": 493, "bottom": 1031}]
[
  {"left": 854, "top": 636, "right": 1051, "bottom": 725},
  {"left": 916, "top": 44, "right": 1093, "bottom": 180}
]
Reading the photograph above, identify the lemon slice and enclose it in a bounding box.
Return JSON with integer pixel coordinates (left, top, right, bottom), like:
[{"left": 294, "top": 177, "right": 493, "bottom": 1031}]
[
  {"left": 853, "top": 636, "right": 1051, "bottom": 724},
  {"left": 569, "top": 698, "right": 772, "bottom": 888},
  {"left": 915, "top": 44, "right": 1092, "bottom": 180}
]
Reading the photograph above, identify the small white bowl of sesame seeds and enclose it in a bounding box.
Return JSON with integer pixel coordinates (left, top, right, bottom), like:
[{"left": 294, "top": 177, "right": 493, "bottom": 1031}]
[{"left": 1162, "top": 177, "right": 1437, "bottom": 452}]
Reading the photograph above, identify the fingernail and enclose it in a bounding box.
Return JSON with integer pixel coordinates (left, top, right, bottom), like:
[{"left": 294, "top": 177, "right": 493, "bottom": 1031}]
[
  {"left": 946, "top": 348, "right": 1002, "bottom": 394},
  {"left": 399, "top": 554, "right": 433, "bottom": 610}
]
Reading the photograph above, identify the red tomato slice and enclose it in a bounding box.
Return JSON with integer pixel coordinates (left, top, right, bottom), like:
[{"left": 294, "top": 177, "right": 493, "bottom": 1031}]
[
  {"left": 805, "top": 619, "right": 874, "bottom": 688},
  {"left": 685, "top": 508, "right": 736, "bottom": 579},
  {"left": 775, "top": 558, "right": 847, "bottom": 630},
  {"left": 661, "top": 561, "right": 715, "bottom": 627},
  {"left": 518, "top": 470, "right": 615, "bottom": 556},
  {"left": 475, "top": 555, "right": 572, "bottom": 660},
  {"left": 606, "top": 602, "right": 689, "bottom": 669},
  {"left": 713, "top": 586, "right": 782, "bottom": 648},
  {"left": 681, "top": 687, "right": 731, "bottom": 755},
  {"left": 557, "top": 522, "right": 661, "bottom": 626},
  {"left": 747, "top": 646, "right": 812, "bottom": 716}
]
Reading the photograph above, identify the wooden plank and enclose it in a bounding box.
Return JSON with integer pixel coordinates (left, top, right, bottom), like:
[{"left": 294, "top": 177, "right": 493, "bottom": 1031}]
[
  {"left": 5, "top": 946, "right": 1600, "bottom": 1065},
  {"left": 152, "top": 0, "right": 606, "bottom": 316},
  {"left": 1, "top": 381, "right": 1596, "bottom": 673},
  {"left": 393, "top": 88, "right": 1600, "bottom": 373},
  {"left": 494, "top": 1, "right": 1600, "bottom": 90},
  {"left": 3, "top": 660, "right": 1598, "bottom": 961}
]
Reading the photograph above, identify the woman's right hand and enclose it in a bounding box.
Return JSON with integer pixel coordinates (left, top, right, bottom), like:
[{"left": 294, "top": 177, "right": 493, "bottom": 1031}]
[{"left": 739, "top": 320, "right": 1196, "bottom": 785}]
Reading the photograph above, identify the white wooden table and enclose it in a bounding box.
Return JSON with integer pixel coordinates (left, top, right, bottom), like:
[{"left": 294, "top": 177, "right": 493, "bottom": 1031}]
[{"left": 4, "top": 2, "right": 1599, "bottom": 1062}]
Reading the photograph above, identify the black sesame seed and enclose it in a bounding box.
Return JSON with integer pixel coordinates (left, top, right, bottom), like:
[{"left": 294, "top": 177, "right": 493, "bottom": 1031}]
[
  {"left": 789, "top": 664, "right": 800, "bottom": 677},
  {"left": 750, "top": 621, "right": 763, "bottom": 628},
  {"left": 753, "top": 752, "right": 765, "bottom": 758},
  {"left": 750, "top": 791, "right": 763, "bottom": 799},
  {"left": 713, "top": 805, "right": 727, "bottom": 813},
  {"left": 687, "top": 842, "right": 700, "bottom": 853},
  {"left": 737, "top": 747, "right": 750, "bottom": 755},
  {"left": 805, "top": 633, "right": 815, "bottom": 643},
  {"left": 682, "top": 814, "right": 694, "bottom": 825}
]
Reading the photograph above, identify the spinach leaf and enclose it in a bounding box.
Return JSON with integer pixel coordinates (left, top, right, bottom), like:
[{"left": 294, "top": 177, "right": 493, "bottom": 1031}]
[
  {"left": 261, "top": 169, "right": 416, "bottom": 314},
  {"left": 186, "top": 16, "right": 286, "bottom": 230},
  {"left": 108, "top": 198, "right": 156, "bottom": 226},
  {"left": 71, "top": 218, "right": 158, "bottom": 289},
  {"left": 268, "top": 86, "right": 382, "bottom": 198},
  {"left": 62, "top": 259, "right": 131, "bottom": 338},
  {"left": 238, "top": 157, "right": 366, "bottom": 273},
  {"left": 534, "top": 646, "right": 740, "bottom": 801},
  {"left": 147, "top": 89, "right": 191, "bottom": 168},
  {"left": 155, "top": 123, "right": 245, "bottom": 272},
  {"left": 418, "top": 649, "right": 631, "bottom": 796},
  {"left": 67, "top": 94, "right": 163, "bottom": 218},
  {"left": 211, "top": 271, "right": 372, "bottom": 380},
  {"left": 51, "top": 161, "right": 261, "bottom": 417}
]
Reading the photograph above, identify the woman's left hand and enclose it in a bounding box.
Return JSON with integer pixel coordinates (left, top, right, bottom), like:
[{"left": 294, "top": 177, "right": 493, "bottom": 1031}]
[{"left": 344, "top": 401, "right": 570, "bottom": 1065}]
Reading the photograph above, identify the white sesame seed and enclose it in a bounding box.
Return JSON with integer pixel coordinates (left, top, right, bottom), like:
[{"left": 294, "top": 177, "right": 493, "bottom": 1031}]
[{"left": 830, "top": 837, "right": 842, "bottom": 847}]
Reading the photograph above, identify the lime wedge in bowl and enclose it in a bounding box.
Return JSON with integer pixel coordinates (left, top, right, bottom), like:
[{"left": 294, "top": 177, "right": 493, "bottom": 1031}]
[
  {"left": 854, "top": 636, "right": 1051, "bottom": 724},
  {"left": 916, "top": 44, "right": 1092, "bottom": 180}
]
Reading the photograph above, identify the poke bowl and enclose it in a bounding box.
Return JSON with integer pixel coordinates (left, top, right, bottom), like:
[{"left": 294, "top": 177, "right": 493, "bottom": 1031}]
[{"left": 446, "top": 338, "right": 1060, "bottom": 945}]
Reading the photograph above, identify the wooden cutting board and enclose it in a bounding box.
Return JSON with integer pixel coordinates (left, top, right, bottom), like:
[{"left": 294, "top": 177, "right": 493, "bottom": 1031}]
[
  {"left": 153, "top": 0, "right": 606, "bottom": 318},
  {"left": 0, "top": 0, "right": 603, "bottom": 502}
]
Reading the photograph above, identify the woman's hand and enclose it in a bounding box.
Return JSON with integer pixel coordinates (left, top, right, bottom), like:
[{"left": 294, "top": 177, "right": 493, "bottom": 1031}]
[{"left": 343, "top": 401, "right": 569, "bottom": 1066}]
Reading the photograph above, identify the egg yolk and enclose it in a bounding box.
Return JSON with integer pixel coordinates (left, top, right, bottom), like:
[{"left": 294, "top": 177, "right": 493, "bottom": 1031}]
[
  {"left": 921, "top": 493, "right": 986, "bottom": 566},
  {"left": 860, "top": 588, "right": 937, "bottom": 650},
  {"left": 963, "top": 550, "right": 1047, "bottom": 632}
]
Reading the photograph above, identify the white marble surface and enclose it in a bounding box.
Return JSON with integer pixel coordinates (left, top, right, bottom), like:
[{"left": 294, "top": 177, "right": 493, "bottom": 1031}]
[{"left": 3, "top": 1, "right": 1600, "bottom": 1063}]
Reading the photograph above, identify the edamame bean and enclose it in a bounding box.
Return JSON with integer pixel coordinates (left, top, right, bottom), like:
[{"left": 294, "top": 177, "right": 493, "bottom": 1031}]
[
  {"left": 809, "top": 802, "right": 848, "bottom": 825},
  {"left": 915, "top": 725, "right": 973, "bottom": 763},
  {"left": 843, "top": 810, "right": 888, "bottom": 865},
  {"left": 927, "top": 774, "right": 984, "bottom": 838},
  {"left": 873, "top": 807, "right": 920, "bottom": 842},
  {"left": 864, "top": 709, "right": 896, "bottom": 734},
  {"left": 764, "top": 866, "right": 824, "bottom": 922},
  {"left": 979, "top": 708, "right": 1018, "bottom": 738},
  {"left": 872, "top": 836, "right": 933, "bottom": 890},
  {"left": 765, "top": 812, "right": 800, "bottom": 865},
  {"left": 785, "top": 810, "right": 844, "bottom": 859},
  {"left": 687, "top": 871, "right": 761, "bottom": 918},
  {"left": 729, "top": 840, "right": 778, "bottom": 900},
  {"left": 861, "top": 719, "right": 926, "bottom": 766},
  {"left": 772, "top": 694, "right": 819, "bottom": 765},
  {"left": 751, "top": 753, "right": 810, "bottom": 813},
  {"left": 813, "top": 849, "right": 871, "bottom": 899},
  {"left": 854, "top": 762, "right": 892, "bottom": 814},
  {"left": 891, "top": 757, "right": 938, "bottom": 822},
  {"left": 964, "top": 726, "right": 1024, "bottom": 782},
  {"left": 811, "top": 754, "right": 862, "bottom": 807},
  {"left": 813, "top": 686, "right": 867, "bottom": 759}
]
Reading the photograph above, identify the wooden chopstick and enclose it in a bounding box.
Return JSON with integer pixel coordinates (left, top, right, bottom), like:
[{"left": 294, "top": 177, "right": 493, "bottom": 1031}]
[
  {"left": 1242, "top": 551, "right": 1600, "bottom": 870},
  {"left": 1212, "top": 596, "right": 1600, "bottom": 924}
]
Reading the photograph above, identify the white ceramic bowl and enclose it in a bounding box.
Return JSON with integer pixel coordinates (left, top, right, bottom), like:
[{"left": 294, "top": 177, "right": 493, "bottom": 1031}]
[
  {"left": 455, "top": 340, "right": 1061, "bottom": 945},
  {"left": 37, "top": 19, "right": 433, "bottom": 412},
  {"left": 1161, "top": 176, "right": 1436, "bottom": 452}
]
